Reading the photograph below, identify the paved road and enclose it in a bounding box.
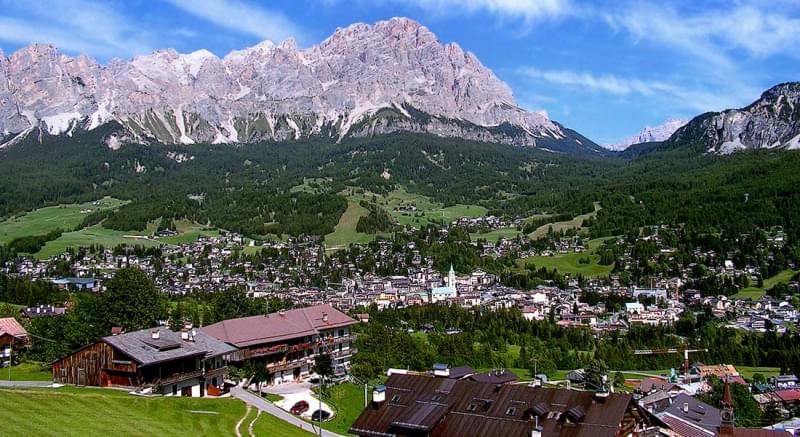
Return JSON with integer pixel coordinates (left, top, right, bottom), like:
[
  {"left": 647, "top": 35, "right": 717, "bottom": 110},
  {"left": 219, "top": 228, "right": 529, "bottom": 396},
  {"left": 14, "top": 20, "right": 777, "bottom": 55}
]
[
  {"left": 0, "top": 380, "right": 52, "bottom": 388},
  {"left": 231, "top": 387, "right": 346, "bottom": 437}
]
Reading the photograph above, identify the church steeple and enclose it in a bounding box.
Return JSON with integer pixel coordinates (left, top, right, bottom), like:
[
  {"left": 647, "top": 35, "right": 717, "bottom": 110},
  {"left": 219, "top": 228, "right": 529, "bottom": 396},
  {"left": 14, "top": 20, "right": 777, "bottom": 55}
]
[
  {"left": 448, "top": 264, "right": 456, "bottom": 289},
  {"left": 720, "top": 378, "right": 735, "bottom": 436}
]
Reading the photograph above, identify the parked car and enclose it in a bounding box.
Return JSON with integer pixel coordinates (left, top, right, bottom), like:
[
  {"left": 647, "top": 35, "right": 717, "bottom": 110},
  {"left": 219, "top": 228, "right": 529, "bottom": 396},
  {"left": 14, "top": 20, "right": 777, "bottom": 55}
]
[
  {"left": 290, "top": 400, "right": 309, "bottom": 415},
  {"left": 311, "top": 410, "right": 331, "bottom": 421}
]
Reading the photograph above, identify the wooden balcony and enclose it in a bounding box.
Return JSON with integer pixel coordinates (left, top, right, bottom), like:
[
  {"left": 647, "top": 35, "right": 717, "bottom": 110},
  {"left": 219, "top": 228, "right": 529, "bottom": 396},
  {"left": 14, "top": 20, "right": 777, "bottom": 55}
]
[{"left": 266, "top": 358, "right": 309, "bottom": 373}]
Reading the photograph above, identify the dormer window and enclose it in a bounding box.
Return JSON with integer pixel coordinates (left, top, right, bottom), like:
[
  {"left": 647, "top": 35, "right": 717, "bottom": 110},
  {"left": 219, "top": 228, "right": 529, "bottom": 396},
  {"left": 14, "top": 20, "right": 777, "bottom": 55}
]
[
  {"left": 391, "top": 394, "right": 401, "bottom": 402},
  {"left": 466, "top": 403, "right": 477, "bottom": 412},
  {"left": 505, "top": 407, "right": 516, "bottom": 416}
]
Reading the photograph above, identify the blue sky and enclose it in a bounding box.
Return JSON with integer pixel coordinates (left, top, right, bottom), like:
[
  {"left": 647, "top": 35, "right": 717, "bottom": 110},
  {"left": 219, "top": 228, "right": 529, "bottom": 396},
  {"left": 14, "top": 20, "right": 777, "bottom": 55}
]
[{"left": 0, "top": 0, "right": 797, "bottom": 144}]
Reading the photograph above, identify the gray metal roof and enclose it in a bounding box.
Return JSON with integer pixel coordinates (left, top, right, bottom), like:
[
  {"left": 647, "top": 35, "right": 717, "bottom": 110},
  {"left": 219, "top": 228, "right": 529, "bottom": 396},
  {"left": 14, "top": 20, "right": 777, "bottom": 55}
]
[{"left": 103, "top": 327, "right": 236, "bottom": 367}]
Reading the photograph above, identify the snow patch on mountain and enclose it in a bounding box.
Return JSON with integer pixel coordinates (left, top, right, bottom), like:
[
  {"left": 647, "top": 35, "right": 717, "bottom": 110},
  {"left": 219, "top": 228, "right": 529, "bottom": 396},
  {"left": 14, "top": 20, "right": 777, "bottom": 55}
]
[
  {"left": 0, "top": 17, "right": 583, "bottom": 149},
  {"left": 605, "top": 118, "right": 688, "bottom": 151}
]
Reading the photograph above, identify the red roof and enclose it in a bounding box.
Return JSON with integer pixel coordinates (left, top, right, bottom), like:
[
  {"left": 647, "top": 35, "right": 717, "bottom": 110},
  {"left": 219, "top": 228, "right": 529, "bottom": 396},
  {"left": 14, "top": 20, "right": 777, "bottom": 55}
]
[
  {"left": 775, "top": 389, "right": 800, "bottom": 402},
  {"left": 0, "top": 317, "right": 27, "bottom": 339},
  {"left": 201, "top": 304, "right": 357, "bottom": 347}
]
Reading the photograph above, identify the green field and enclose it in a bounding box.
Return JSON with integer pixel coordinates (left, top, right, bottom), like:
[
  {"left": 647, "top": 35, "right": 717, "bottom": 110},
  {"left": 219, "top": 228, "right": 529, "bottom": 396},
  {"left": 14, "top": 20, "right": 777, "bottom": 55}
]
[
  {"left": 0, "top": 197, "right": 127, "bottom": 245},
  {"left": 528, "top": 202, "right": 601, "bottom": 240},
  {"left": 516, "top": 237, "right": 614, "bottom": 277},
  {"left": 3, "top": 362, "right": 52, "bottom": 381},
  {"left": 347, "top": 187, "right": 486, "bottom": 229},
  {"left": 737, "top": 366, "right": 780, "bottom": 381},
  {"left": 732, "top": 269, "right": 799, "bottom": 300},
  {"left": 0, "top": 386, "right": 313, "bottom": 437},
  {"left": 157, "top": 220, "right": 221, "bottom": 245},
  {"left": 36, "top": 224, "right": 160, "bottom": 259},
  {"left": 324, "top": 201, "right": 378, "bottom": 251},
  {"left": 470, "top": 227, "right": 523, "bottom": 243}
]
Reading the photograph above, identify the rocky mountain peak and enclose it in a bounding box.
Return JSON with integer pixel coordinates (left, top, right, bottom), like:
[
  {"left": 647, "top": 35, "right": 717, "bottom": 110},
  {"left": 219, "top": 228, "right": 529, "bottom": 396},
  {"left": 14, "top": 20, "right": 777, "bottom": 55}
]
[
  {"left": 0, "top": 17, "right": 594, "bottom": 152},
  {"left": 669, "top": 81, "right": 800, "bottom": 154}
]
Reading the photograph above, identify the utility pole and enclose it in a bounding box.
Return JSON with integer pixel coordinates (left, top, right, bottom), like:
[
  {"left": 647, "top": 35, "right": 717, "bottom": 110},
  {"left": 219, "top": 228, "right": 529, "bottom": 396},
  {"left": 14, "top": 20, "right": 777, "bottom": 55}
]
[{"left": 318, "top": 373, "right": 323, "bottom": 437}]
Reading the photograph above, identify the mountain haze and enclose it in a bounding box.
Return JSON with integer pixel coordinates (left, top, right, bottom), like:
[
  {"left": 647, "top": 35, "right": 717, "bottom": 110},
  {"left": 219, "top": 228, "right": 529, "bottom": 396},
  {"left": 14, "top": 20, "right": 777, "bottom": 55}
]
[
  {"left": 605, "top": 118, "right": 687, "bottom": 151},
  {"left": 0, "top": 17, "right": 601, "bottom": 153}
]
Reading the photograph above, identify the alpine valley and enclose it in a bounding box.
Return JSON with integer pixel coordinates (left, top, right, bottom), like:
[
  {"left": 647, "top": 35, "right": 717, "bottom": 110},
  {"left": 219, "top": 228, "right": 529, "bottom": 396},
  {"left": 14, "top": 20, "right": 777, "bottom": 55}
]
[
  {"left": 0, "top": 17, "right": 798, "bottom": 253},
  {"left": 4, "top": 10, "right": 800, "bottom": 436}
]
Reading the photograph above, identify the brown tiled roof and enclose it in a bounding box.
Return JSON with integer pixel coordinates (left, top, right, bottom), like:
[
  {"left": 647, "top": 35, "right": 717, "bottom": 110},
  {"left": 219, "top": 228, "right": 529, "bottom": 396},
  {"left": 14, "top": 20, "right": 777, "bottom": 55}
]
[
  {"left": 637, "top": 376, "right": 678, "bottom": 393},
  {"left": 732, "top": 429, "right": 792, "bottom": 437},
  {"left": 350, "top": 373, "right": 635, "bottom": 437},
  {"left": 0, "top": 317, "right": 27, "bottom": 339},
  {"left": 201, "top": 304, "right": 357, "bottom": 347}
]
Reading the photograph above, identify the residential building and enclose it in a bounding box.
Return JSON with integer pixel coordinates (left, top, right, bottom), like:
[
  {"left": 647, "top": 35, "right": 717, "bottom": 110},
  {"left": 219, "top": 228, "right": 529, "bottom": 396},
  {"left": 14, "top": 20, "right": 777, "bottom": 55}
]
[
  {"left": 201, "top": 304, "right": 358, "bottom": 385},
  {"left": 0, "top": 317, "right": 28, "bottom": 362},
  {"left": 51, "top": 326, "right": 235, "bottom": 396},
  {"left": 350, "top": 373, "right": 650, "bottom": 437}
]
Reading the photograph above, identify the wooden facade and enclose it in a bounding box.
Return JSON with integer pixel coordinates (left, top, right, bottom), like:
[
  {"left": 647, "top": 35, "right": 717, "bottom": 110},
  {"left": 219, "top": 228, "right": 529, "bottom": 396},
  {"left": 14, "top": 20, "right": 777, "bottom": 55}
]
[{"left": 52, "top": 341, "right": 139, "bottom": 387}]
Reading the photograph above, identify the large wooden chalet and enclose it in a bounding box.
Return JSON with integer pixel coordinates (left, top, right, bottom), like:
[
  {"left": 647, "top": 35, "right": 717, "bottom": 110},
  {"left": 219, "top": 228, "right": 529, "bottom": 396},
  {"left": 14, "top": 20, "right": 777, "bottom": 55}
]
[
  {"left": 201, "top": 304, "right": 358, "bottom": 385},
  {"left": 52, "top": 326, "right": 235, "bottom": 396}
]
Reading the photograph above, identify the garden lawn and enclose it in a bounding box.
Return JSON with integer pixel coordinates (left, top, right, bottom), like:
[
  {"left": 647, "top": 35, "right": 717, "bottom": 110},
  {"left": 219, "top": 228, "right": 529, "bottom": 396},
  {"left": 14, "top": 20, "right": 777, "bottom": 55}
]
[
  {"left": 251, "top": 409, "right": 315, "bottom": 436},
  {"left": 319, "top": 383, "right": 369, "bottom": 436},
  {"left": 4, "top": 361, "right": 52, "bottom": 381},
  {"left": 0, "top": 386, "right": 250, "bottom": 436}
]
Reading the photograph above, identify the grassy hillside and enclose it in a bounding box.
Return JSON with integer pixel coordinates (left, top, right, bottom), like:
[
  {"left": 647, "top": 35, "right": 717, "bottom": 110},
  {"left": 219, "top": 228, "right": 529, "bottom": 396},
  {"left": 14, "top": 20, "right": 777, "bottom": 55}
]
[
  {"left": 347, "top": 187, "right": 486, "bottom": 229},
  {"left": 528, "top": 202, "right": 601, "bottom": 240},
  {"left": 516, "top": 237, "right": 613, "bottom": 277},
  {"left": 0, "top": 197, "right": 126, "bottom": 245},
  {"left": 324, "top": 201, "right": 376, "bottom": 251},
  {"left": 0, "top": 387, "right": 312, "bottom": 437},
  {"left": 36, "top": 224, "right": 160, "bottom": 259},
  {"left": 732, "top": 269, "right": 799, "bottom": 300}
]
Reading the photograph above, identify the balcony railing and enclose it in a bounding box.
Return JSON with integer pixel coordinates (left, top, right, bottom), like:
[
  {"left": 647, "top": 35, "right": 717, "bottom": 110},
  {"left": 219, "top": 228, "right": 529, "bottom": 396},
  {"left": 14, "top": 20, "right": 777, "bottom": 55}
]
[
  {"left": 266, "top": 358, "right": 309, "bottom": 373},
  {"left": 330, "top": 348, "right": 357, "bottom": 360}
]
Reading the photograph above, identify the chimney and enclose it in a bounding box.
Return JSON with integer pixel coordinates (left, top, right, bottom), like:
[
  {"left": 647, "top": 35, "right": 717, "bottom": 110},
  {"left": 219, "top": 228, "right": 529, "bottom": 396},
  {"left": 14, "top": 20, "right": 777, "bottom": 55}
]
[
  {"left": 151, "top": 329, "right": 160, "bottom": 340},
  {"left": 683, "top": 402, "right": 689, "bottom": 414},
  {"left": 181, "top": 329, "right": 189, "bottom": 341},
  {"left": 372, "top": 385, "right": 386, "bottom": 404},
  {"left": 190, "top": 329, "right": 197, "bottom": 341},
  {"left": 322, "top": 313, "right": 328, "bottom": 322}
]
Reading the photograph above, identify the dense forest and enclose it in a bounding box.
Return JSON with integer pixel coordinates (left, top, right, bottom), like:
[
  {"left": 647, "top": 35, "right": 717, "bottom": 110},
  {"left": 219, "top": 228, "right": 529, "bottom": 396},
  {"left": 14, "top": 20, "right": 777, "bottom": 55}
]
[{"left": 1, "top": 126, "right": 799, "bottom": 256}]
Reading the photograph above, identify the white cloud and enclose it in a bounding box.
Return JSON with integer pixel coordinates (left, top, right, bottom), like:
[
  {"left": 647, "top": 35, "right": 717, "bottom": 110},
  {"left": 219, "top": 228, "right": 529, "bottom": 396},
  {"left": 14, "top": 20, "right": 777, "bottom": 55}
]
[
  {"left": 605, "top": 3, "right": 800, "bottom": 69},
  {"left": 165, "top": 0, "right": 309, "bottom": 45},
  {"left": 515, "top": 67, "right": 753, "bottom": 113},
  {"left": 0, "top": 0, "right": 154, "bottom": 58},
  {"left": 398, "top": 0, "right": 573, "bottom": 23}
]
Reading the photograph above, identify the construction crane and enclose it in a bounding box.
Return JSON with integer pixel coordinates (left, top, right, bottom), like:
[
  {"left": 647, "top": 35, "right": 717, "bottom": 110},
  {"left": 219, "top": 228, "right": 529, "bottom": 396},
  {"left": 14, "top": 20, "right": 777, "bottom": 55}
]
[{"left": 633, "top": 348, "right": 708, "bottom": 384}]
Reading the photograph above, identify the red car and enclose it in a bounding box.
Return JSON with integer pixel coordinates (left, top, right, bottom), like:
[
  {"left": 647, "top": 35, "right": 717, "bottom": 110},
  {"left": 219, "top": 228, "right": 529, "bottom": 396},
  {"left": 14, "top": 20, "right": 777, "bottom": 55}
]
[{"left": 290, "top": 400, "right": 310, "bottom": 415}]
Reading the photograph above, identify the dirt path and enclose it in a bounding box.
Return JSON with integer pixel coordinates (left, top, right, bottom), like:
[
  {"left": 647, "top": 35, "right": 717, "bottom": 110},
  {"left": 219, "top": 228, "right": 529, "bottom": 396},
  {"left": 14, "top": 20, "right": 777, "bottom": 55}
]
[
  {"left": 247, "top": 410, "right": 261, "bottom": 437},
  {"left": 235, "top": 405, "right": 252, "bottom": 437}
]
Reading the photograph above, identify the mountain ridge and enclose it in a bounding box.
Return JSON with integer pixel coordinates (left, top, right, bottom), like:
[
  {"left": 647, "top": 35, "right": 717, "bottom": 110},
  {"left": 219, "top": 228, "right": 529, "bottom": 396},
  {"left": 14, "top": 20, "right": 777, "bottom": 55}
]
[
  {"left": 605, "top": 118, "right": 687, "bottom": 151},
  {"left": 0, "top": 17, "right": 602, "bottom": 154},
  {"left": 668, "top": 82, "right": 800, "bottom": 154}
]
